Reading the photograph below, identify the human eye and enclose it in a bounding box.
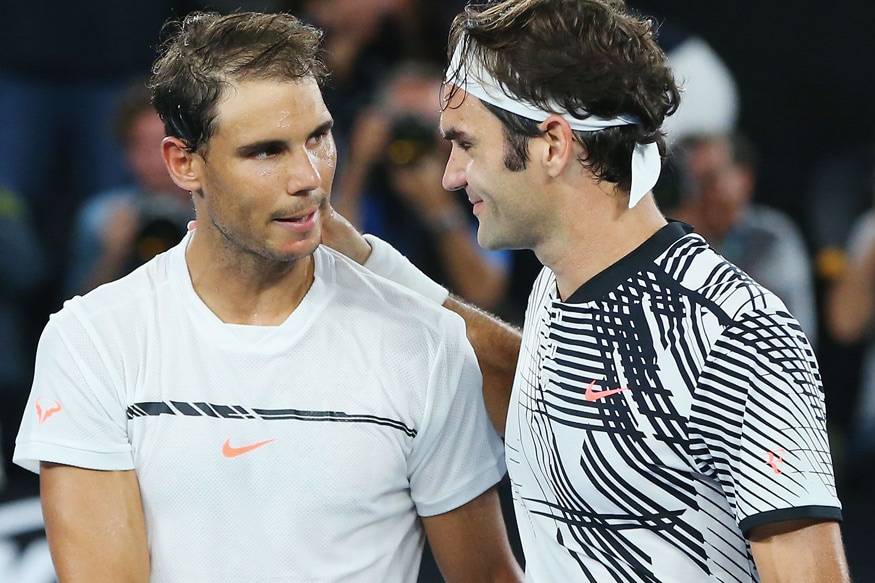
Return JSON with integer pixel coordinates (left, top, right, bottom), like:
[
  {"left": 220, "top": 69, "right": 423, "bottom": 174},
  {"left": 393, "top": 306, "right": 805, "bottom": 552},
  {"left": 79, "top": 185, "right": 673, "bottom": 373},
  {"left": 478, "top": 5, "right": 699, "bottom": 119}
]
[
  {"left": 308, "top": 123, "right": 333, "bottom": 147},
  {"left": 443, "top": 129, "right": 473, "bottom": 152},
  {"left": 448, "top": 138, "right": 473, "bottom": 154},
  {"left": 307, "top": 132, "right": 327, "bottom": 147},
  {"left": 242, "top": 142, "right": 284, "bottom": 160}
]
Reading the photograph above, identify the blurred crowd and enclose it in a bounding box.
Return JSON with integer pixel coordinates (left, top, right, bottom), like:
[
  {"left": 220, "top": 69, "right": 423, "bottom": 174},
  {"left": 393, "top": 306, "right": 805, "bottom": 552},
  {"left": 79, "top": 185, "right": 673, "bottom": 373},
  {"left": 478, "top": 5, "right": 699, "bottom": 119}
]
[{"left": 1, "top": 0, "right": 874, "bottom": 579}]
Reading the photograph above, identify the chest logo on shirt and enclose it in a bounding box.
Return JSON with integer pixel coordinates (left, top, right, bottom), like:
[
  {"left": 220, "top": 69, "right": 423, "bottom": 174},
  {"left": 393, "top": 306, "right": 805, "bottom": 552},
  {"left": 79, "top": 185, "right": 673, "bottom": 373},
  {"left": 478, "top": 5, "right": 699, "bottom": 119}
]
[
  {"left": 222, "top": 438, "right": 276, "bottom": 458},
  {"left": 35, "top": 398, "right": 62, "bottom": 425},
  {"left": 766, "top": 449, "right": 787, "bottom": 474},
  {"left": 584, "top": 380, "right": 630, "bottom": 402}
]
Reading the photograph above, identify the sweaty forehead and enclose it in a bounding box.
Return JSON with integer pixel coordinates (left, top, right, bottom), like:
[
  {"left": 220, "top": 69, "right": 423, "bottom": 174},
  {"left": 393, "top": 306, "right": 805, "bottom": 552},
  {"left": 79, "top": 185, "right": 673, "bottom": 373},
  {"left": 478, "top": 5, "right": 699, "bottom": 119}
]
[
  {"left": 440, "top": 85, "right": 487, "bottom": 133},
  {"left": 214, "top": 78, "right": 329, "bottom": 135}
]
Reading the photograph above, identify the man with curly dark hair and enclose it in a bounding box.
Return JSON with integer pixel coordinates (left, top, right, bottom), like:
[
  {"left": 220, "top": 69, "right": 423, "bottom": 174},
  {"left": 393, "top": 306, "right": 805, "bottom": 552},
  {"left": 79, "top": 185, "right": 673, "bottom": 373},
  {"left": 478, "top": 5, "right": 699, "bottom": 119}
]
[{"left": 439, "top": 1, "right": 850, "bottom": 581}]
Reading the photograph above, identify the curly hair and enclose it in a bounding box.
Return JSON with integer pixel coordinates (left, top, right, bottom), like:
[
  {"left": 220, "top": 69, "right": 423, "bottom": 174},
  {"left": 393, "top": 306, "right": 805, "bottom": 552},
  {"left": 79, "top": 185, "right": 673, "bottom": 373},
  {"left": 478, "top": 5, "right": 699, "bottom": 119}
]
[
  {"left": 149, "top": 11, "right": 329, "bottom": 154},
  {"left": 446, "top": 0, "right": 680, "bottom": 191}
]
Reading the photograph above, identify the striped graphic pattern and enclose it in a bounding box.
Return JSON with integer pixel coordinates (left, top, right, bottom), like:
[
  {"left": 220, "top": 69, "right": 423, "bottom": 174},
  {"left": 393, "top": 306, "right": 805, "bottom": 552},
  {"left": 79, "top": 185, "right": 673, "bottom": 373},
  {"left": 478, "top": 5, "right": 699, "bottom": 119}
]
[
  {"left": 126, "top": 401, "right": 418, "bottom": 436},
  {"left": 507, "top": 228, "right": 840, "bottom": 582}
]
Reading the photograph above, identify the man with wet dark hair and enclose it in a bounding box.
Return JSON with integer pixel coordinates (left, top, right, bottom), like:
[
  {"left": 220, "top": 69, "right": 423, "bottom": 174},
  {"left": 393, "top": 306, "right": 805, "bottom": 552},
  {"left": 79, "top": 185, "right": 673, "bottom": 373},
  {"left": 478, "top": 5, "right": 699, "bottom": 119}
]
[{"left": 15, "top": 11, "right": 522, "bottom": 582}]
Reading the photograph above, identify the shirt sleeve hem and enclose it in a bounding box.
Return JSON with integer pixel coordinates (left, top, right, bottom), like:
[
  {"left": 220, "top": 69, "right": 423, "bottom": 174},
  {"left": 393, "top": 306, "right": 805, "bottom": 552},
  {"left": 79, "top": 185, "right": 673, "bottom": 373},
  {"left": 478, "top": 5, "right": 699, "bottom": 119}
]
[
  {"left": 739, "top": 505, "right": 843, "bottom": 537},
  {"left": 414, "top": 459, "right": 507, "bottom": 517},
  {"left": 13, "top": 441, "right": 135, "bottom": 474}
]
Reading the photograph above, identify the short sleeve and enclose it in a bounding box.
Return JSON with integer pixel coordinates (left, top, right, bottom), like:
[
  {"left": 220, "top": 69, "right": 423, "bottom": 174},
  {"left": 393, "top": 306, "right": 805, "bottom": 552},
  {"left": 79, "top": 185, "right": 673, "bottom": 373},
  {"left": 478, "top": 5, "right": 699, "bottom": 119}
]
[
  {"left": 13, "top": 309, "right": 134, "bottom": 473},
  {"left": 691, "top": 308, "right": 841, "bottom": 535},
  {"left": 406, "top": 312, "right": 506, "bottom": 517}
]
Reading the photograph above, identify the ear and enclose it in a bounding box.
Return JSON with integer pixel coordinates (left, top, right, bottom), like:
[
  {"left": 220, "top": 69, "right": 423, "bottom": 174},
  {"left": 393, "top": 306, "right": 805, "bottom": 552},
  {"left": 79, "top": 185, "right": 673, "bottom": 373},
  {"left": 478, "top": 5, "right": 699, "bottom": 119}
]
[
  {"left": 537, "top": 115, "right": 576, "bottom": 178},
  {"left": 162, "top": 136, "right": 202, "bottom": 192}
]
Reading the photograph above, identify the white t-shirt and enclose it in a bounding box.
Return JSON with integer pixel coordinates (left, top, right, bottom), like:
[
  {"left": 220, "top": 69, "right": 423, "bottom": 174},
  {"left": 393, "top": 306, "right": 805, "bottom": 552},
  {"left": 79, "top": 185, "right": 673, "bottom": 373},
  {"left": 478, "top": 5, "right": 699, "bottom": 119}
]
[
  {"left": 506, "top": 222, "right": 840, "bottom": 583},
  {"left": 15, "top": 235, "right": 506, "bottom": 582}
]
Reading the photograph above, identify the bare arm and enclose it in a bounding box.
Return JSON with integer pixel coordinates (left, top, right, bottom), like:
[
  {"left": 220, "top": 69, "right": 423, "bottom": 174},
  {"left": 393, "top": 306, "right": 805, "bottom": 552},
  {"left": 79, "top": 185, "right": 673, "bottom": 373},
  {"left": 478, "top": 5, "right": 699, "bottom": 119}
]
[
  {"left": 444, "top": 295, "right": 520, "bottom": 434},
  {"left": 40, "top": 462, "right": 150, "bottom": 582},
  {"left": 321, "top": 208, "right": 521, "bottom": 434},
  {"left": 749, "top": 519, "right": 850, "bottom": 583},
  {"left": 422, "top": 487, "right": 523, "bottom": 583}
]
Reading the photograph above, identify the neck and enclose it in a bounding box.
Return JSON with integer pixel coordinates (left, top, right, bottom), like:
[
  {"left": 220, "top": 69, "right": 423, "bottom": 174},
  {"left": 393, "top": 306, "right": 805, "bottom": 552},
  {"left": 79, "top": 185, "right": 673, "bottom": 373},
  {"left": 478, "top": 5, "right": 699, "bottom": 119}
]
[
  {"left": 184, "top": 229, "right": 315, "bottom": 326},
  {"left": 537, "top": 185, "right": 667, "bottom": 301}
]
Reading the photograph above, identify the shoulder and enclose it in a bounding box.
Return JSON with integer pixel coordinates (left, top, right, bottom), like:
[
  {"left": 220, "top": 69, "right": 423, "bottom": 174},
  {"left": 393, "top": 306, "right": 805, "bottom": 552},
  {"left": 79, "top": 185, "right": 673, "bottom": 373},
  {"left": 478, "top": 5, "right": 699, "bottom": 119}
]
[
  {"left": 316, "top": 246, "right": 465, "bottom": 336},
  {"left": 660, "top": 233, "right": 789, "bottom": 321},
  {"left": 59, "top": 243, "right": 177, "bottom": 328}
]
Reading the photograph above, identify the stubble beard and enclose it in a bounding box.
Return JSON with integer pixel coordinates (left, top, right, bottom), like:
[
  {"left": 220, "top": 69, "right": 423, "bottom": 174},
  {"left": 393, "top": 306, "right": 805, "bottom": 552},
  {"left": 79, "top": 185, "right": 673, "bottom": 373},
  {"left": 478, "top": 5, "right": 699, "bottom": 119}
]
[{"left": 211, "top": 212, "right": 316, "bottom": 273}]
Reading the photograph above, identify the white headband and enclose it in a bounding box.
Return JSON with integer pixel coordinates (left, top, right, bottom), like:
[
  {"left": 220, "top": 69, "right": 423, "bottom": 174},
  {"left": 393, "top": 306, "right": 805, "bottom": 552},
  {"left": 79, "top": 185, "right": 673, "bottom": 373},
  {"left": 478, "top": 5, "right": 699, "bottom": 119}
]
[{"left": 446, "top": 47, "right": 661, "bottom": 208}]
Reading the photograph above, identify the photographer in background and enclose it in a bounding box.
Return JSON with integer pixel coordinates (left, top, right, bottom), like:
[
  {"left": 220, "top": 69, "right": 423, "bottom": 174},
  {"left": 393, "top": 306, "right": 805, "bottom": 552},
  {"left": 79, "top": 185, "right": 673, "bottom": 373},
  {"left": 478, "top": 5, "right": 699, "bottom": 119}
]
[
  {"left": 334, "top": 61, "right": 512, "bottom": 313},
  {"left": 65, "top": 79, "right": 193, "bottom": 297}
]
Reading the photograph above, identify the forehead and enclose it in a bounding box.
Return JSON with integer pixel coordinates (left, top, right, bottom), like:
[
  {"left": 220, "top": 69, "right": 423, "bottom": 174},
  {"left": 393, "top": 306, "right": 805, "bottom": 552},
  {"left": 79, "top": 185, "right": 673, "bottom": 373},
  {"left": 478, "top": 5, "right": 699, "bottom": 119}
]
[
  {"left": 439, "top": 84, "right": 500, "bottom": 136},
  {"left": 213, "top": 77, "right": 330, "bottom": 139}
]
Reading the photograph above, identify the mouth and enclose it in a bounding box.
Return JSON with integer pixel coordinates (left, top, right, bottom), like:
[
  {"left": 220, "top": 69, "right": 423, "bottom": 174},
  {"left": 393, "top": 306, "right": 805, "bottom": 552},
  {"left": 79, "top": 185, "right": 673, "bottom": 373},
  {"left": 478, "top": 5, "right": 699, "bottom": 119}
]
[
  {"left": 273, "top": 208, "right": 319, "bottom": 231},
  {"left": 468, "top": 197, "right": 484, "bottom": 215},
  {"left": 278, "top": 210, "right": 316, "bottom": 222}
]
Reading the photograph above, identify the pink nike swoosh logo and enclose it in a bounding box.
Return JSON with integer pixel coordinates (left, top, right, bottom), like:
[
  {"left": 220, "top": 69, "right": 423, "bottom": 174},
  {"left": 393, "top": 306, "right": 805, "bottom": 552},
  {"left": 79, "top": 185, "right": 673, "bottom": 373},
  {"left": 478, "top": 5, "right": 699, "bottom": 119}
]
[
  {"left": 222, "top": 438, "right": 276, "bottom": 458},
  {"left": 584, "top": 380, "right": 629, "bottom": 402}
]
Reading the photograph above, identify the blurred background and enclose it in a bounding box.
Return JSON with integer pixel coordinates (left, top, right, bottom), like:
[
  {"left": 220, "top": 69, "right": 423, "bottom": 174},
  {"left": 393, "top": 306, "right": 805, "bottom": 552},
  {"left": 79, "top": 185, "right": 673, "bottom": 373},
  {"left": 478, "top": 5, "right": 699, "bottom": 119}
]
[{"left": 1, "top": 0, "right": 873, "bottom": 581}]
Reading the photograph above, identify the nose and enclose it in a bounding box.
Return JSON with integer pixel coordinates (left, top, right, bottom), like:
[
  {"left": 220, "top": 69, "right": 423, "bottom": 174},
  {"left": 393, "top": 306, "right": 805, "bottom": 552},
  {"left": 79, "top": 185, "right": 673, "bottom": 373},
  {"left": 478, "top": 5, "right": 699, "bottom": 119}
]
[
  {"left": 442, "top": 147, "right": 467, "bottom": 192},
  {"left": 286, "top": 149, "right": 323, "bottom": 195}
]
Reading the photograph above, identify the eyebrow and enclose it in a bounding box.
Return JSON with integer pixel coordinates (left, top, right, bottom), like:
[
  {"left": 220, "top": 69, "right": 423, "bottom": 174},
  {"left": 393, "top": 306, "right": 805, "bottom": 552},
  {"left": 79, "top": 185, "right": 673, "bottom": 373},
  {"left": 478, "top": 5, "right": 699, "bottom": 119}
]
[
  {"left": 310, "top": 119, "right": 334, "bottom": 139},
  {"left": 236, "top": 139, "right": 286, "bottom": 156},
  {"left": 441, "top": 127, "right": 467, "bottom": 142},
  {"left": 235, "top": 119, "right": 334, "bottom": 156}
]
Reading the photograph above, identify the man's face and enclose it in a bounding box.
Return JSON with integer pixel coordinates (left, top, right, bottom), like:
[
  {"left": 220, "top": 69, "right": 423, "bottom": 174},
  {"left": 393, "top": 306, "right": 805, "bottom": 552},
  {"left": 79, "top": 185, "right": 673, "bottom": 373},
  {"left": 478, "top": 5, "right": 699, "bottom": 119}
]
[
  {"left": 192, "top": 78, "right": 336, "bottom": 264},
  {"left": 440, "top": 86, "right": 546, "bottom": 252}
]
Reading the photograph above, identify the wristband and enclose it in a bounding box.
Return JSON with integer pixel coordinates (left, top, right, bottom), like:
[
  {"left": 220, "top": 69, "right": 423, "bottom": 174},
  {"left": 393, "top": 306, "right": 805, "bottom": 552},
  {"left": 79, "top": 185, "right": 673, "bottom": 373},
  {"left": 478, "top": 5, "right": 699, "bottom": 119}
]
[{"left": 362, "top": 234, "right": 449, "bottom": 305}]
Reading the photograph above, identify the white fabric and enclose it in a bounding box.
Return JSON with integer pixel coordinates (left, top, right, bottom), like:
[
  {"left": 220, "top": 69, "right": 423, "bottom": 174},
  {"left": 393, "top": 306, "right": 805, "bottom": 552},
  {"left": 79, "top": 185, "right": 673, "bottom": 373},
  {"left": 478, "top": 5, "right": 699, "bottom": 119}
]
[
  {"left": 447, "top": 47, "right": 661, "bottom": 208},
  {"left": 14, "top": 234, "right": 505, "bottom": 583},
  {"left": 506, "top": 224, "right": 840, "bottom": 582},
  {"left": 362, "top": 234, "right": 449, "bottom": 305}
]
